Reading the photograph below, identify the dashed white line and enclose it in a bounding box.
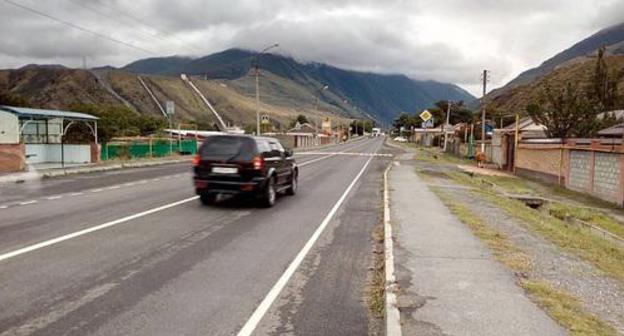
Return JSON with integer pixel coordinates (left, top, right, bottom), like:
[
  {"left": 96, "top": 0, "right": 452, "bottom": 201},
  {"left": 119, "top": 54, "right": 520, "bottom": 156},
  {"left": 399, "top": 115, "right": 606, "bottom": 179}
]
[
  {"left": 0, "top": 196, "right": 199, "bottom": 263},
  {"left": 107, "top": 186, "right": 121, "bottom": 190},
  {"left": 19, "top": 200, "right": 37, "bottom": 206},
  {"left": 91, "top": 188, "right": 103, "bottom": 193},
  {"left": 0, "top": 205, "right": 8, "bottom": 209},
  {"left": 46, "top": 195, "right": 63, "bottom": 200},
  {"left": 70, "top": 192, "right": 84, "bottom": 196}
]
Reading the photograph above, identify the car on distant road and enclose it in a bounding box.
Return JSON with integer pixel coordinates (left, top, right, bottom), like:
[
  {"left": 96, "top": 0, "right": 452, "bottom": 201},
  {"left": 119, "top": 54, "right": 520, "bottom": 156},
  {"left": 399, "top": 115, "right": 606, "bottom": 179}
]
[
  {"left": 393, "top": 136, "right": 408, "bottom": 142},
  {"left": 193, "top": 135, "right": 298, "bottom": 207}
]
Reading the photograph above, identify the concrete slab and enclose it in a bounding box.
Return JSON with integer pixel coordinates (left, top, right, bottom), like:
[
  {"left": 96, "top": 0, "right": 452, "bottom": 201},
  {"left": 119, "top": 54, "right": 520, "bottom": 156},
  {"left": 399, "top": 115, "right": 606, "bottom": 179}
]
[{"left": 389, "top": 161, "right": 567, "bottom": 336}]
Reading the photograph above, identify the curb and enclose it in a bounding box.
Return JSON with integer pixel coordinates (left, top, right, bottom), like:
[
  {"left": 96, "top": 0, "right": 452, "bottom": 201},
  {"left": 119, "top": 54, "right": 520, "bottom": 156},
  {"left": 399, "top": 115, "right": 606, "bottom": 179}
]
[
  {"left": 0, "top": 158, "right": 190, "bottom": 185},
  {"left": 384, "top": 162, "right": 402, "bottom": 336}
]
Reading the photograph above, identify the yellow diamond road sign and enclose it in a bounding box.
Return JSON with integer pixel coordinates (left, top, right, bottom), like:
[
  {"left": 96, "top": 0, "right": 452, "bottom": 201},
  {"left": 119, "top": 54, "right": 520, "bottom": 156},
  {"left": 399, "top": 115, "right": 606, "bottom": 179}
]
[{"left": 419, "top": 110, "right": 432, "bottom": 122}]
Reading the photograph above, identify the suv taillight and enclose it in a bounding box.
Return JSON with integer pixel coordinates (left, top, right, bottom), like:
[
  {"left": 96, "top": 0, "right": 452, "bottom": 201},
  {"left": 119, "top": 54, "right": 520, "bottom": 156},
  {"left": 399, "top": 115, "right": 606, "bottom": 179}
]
[
  {"left": 192, "top": 154, "right": 201, "bottom": 167},
  {"left": 253, "top": 156, "right": 264, "bottom": 170}
]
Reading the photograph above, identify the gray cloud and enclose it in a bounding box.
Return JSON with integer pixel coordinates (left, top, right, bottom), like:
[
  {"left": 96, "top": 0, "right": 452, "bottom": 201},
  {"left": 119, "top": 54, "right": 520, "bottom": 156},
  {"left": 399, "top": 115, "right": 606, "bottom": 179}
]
[{"left": 0, "top": 0, "right": 623, "bottom": 95}]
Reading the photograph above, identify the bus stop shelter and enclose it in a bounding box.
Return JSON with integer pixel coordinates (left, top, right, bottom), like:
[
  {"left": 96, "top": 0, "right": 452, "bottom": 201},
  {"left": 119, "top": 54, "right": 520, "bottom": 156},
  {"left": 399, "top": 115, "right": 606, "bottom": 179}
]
[{"left": 0, "top": 105, "right": 98, "bottom": 171}]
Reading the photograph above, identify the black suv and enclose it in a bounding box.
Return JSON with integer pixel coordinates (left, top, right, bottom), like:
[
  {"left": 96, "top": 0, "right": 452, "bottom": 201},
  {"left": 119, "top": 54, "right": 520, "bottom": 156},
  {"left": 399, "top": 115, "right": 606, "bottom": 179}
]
[{"left": 193, "top": 135, "right": 298, "bottom": 207}]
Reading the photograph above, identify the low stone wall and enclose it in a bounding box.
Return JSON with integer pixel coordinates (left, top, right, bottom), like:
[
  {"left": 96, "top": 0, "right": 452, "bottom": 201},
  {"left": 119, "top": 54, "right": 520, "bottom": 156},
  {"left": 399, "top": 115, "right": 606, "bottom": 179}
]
[{"left": 0, "top": 143, "right": 25, "bottom": 172}]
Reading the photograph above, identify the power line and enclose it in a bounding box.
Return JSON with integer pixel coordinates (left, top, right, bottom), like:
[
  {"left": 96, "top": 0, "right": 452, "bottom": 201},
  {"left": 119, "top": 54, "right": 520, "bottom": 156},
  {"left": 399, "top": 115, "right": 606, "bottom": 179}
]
[
  {"left": 89, "top": 0, "right": 203, "bottom": 54},
  {"left": 4, "top": 0, "right": 156, "bottom": 55}
]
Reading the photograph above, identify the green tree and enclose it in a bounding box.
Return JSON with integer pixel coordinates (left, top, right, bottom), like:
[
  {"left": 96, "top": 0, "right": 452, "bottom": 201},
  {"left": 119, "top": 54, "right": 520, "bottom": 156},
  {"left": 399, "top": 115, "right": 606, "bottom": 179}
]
[
  {"left": 527, "top": 46, "right": 623, "bottom": 138},
  {"left": 527, "top": 83, "right": 596, "bottom": 138},
  {"left": 290, "top": 114, "right": 309, "bottom": 127},
  {"left": 429, "top": 100, "right": 475, "bottom": 126}
]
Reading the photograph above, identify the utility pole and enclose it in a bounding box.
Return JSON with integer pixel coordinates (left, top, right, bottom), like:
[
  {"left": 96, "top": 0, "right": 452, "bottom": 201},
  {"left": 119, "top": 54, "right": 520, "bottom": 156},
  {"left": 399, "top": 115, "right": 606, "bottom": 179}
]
[
  {"left": 255, "top": 66, "right": 260, "bottom": 135},
  {"left": 481, "top": 69, "right": 489, "bottom": 153},
  {"left": 254, "top": 43, "right": 279, "bottom": 135},
  {"left": 443, "top": 100, "right": 451, "bottom": 152}
]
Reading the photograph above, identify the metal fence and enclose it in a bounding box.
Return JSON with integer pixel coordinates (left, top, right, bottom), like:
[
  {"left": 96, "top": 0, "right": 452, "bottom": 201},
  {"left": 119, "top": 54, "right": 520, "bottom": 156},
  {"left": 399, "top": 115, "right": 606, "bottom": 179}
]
[{"left": 101, "top": 139, "right": 197, "bottom": 160}]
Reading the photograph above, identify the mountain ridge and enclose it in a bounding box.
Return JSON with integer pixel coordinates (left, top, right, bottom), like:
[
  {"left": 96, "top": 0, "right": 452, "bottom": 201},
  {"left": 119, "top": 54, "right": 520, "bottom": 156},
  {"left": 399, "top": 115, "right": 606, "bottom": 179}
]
[{"left": 122, "top": 48, "right": 476, "bottom": 123}]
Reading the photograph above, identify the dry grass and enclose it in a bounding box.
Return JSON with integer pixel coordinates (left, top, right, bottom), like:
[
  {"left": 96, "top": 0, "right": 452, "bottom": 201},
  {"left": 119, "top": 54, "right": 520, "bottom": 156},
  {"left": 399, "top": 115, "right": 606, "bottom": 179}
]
[
  {"left": 434, "top": 190, "right": 531, "bottom": 273},
  {"left": 432, "top": 189, "right": 617, "bottom": 336},
  {"left": 367, "top": 224, "right": 386, "bottom": 319},
  {"left": 548, "top": 203, "right": 624, "bottom": 239},
  {"left": 521, "top": 280, "right": 617, "bottom": 336}
]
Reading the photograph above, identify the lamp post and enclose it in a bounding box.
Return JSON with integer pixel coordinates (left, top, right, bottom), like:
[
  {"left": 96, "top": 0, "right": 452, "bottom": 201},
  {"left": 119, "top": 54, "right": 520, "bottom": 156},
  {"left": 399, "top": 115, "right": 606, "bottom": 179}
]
[
  {"left": 443, "top": 100, "right": 451, "bottom": 152},
  {"left": 254, "top": 43, "right": 279, "bottom": 135},
  {"left": 314, "top": 85, "right": 329, "bottom": 131}
]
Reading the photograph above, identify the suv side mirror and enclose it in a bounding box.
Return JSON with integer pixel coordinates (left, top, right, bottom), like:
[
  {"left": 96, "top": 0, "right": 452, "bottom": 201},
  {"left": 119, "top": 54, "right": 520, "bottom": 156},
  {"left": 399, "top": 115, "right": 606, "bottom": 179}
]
[{"left": 285, "top": 149, "right": 294, "bottom": 157}]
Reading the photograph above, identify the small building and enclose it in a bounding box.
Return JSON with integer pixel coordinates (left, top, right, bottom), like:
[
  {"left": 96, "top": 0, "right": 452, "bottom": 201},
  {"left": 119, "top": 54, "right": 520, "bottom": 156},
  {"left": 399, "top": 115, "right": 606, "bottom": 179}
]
[{"left": 0, "top": 105, "right": 99, "bottom": 172}]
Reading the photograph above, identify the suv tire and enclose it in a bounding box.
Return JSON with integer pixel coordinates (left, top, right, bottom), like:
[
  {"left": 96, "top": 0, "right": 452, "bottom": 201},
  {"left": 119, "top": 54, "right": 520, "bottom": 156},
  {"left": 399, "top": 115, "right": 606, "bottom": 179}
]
[
  {"left": 261, "top": 177, "right": 276, "bottom": 207},
  {"left": 285, "top": 172, "right": 297, "bottom": 196},
  {"left": 200, "top": 193, "right": 216, "bottom": 205}
]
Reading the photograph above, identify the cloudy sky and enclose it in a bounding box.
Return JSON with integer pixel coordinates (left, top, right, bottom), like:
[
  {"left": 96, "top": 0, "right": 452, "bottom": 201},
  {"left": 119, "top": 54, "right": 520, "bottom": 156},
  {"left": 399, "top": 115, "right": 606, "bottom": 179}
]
[{"left": 1, "top": 0, "right": 623, "bottom": 95}]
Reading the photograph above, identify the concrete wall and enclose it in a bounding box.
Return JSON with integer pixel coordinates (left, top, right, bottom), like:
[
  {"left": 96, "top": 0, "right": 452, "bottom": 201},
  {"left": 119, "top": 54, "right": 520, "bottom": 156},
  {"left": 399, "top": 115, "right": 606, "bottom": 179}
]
[
  {"left": 593, "top": 152, "right": 621, "bottom": 201},
  {"left": 515, "top": 145, "right": 566, "bottom": 184},
  {"left": 25, "top": 144, "right": 91, "bottom": 164},
  {"left": 568, "top": 150, "right": 591, "bottom": 191},
  {"left": 0, "top": 143, "right": 25, "bottom": 172},
  {"left": 0, "top": 111, "right": 19, "bottom": 144}
]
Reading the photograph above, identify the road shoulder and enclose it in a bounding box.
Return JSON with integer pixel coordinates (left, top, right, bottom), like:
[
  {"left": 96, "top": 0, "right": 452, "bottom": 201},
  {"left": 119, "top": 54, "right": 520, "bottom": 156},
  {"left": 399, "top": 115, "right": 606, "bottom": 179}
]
[{"left": 389, "top": 155, "right": 566, "bottom": 335}]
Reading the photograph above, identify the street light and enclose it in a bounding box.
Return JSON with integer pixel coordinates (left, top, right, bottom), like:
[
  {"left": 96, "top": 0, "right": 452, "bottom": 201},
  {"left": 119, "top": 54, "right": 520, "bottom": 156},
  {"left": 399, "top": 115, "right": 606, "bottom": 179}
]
[
  {"left": 254, "top": 43, "right": 279, "bottom": 135},
  {"left": 314, "top": 84, "right": 328, "bottom": 131}
]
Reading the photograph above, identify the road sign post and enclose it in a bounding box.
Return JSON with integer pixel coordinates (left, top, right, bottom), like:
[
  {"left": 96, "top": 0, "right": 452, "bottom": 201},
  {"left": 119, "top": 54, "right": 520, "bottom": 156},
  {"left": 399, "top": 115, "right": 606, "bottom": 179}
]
[{"left": 166, "top": 101, "right": 175, "bottom": 155}]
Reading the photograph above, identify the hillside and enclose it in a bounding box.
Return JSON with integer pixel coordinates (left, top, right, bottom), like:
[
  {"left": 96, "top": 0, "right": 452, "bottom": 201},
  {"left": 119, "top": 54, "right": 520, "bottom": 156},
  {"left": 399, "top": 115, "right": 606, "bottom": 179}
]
[
  {"left": 123, "top": 49, "right": 475, "bottom": 123},
  {"left": 487, "top": 55, "right": 624, "bottom": 115},
  {"left": 0, "top": 66, "right": 345, "bottom": 129},
  {"left": 488, "top": 22, "right": 624, "bottom": 102}
]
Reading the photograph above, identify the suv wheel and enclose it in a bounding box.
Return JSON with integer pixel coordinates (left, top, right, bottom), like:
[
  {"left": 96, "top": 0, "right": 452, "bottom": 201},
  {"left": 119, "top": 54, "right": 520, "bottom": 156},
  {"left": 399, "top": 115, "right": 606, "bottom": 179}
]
[
  {"left": 286, "top": 173, "right": 297, "bottom": 196},
  {"left": 200, "top": 193, "right": 216, "bottom": 205},
  {"left": 261, "top": 177, "right": 276, "bottom": 207}
]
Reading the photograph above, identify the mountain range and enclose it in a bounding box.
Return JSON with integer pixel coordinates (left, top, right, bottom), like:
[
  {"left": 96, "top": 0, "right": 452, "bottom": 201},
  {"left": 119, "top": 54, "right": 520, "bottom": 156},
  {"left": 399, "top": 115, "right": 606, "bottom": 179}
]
[
  {"left": 122, "top": 49, "right": 475, "bottom": 124},
  {"left": 486, "top": 22, "right": 624, "bottom": 114}
]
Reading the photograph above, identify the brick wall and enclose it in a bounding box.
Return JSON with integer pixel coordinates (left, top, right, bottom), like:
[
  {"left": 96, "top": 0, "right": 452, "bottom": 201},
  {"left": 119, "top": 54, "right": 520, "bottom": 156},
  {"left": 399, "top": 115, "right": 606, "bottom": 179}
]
[{"left": 0, "top": 143, "right": 25, "bottom": 172}]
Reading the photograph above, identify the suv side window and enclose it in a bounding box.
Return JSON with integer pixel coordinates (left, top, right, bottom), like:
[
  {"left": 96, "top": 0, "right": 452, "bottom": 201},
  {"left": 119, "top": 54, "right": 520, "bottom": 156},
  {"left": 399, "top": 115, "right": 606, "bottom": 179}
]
[
  {"left": 256, "top": 140, "right": 271, "bottom": 155},
  {"left": 269, "top": 141, "right": 284, "bottom": 157}
]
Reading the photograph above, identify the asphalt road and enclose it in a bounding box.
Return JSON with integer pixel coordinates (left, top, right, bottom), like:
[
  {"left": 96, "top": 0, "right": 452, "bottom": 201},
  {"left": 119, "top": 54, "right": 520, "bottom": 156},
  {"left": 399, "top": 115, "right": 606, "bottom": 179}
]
[{"left": 0, "top": 137, "right": 390, "bottom": 336}]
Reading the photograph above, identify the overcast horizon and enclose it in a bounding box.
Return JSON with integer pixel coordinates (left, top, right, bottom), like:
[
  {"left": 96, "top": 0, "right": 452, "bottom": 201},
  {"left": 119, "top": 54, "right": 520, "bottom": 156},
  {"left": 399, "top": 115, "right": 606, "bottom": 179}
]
[{"left": 1, "top": 0, "right": 624, "bottom": 96}]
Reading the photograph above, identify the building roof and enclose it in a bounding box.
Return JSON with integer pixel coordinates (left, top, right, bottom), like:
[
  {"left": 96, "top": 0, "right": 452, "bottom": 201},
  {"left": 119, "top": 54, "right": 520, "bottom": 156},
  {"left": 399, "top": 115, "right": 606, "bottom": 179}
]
[
  {"left": 287, "top": 122, "right": 319, "bottom": 134},
  {"left": 598, "top": 123, "right": 624, "bottom": 136},
  {"left": 0, "top": 105, "right": 98, "bottom": 121}
]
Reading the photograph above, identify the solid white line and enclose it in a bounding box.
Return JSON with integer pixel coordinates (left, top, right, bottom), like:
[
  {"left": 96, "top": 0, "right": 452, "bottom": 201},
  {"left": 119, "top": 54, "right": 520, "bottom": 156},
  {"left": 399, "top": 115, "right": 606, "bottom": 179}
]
[
  {"left": 0, "top": 196, "right": 199, "bottom": 263},
  {"left": 19, "top": 200, "right": 37, "bottom": 206},
  {"left": 384, "top": 163, "right": 402, "bottom": 336},
  {"left": 46, "top": 195, "right": 63, "bottom": 200},
  {"left": 236, "top": 156, "right": 374, "bottom": 336}
]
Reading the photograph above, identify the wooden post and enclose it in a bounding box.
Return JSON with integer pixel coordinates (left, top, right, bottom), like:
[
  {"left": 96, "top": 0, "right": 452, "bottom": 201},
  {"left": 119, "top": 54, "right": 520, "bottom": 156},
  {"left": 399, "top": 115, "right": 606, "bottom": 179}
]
[{"left": 513, "top": 113, "right": 520, "bottom": 174}]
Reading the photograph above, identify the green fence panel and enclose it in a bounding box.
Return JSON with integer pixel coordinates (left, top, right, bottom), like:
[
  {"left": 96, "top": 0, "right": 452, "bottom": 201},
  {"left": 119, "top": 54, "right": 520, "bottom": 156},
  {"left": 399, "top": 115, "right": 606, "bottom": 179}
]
[{"left": 101, "top": 139, "right": 197, "bottom": 161}]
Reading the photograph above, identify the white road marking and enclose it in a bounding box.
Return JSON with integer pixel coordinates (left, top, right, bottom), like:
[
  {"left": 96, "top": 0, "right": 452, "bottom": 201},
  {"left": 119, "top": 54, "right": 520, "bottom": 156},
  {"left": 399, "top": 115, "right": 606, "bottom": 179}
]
[
  {"left": 107, "top": 186, "right": 121, "bottom": 190},
  {"left": 0, "top": 205, "right": 8, "bottom": 209},
  {"left": 91, "top": 188, "right": 103, "bottom": 193},
  {"left": 46, "top": 195, "right": 63, "bottom": 200},
  {"left": 296, "top": 151, "right": 393, "bottom": 157},
  {"left": 19, "top": 200, "right": 37, "bottom": 206},
  {"left": 0, "top": 196, "right": 199, "bottom": 263},
  {"left": 70, "top": 192, "right": 84, "bottom": 196},
  {"left": 297, "top": 154, "right": 335, "bottom": 167},
  {"left": 236, "top": 156, "right": 374, "bottom": 336},
  {"left": 123, "top": 182, "right": 136, "bottom": 187},
  {"left": 384, "top": 163, "right": 402, "bottom": 336}
]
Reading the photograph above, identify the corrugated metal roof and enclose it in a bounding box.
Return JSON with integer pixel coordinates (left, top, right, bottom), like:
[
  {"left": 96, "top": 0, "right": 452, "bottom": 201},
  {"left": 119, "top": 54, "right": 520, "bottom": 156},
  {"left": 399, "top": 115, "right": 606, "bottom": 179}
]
[{"left": 0, "top": 105, "right": 98, "bottom": 121}]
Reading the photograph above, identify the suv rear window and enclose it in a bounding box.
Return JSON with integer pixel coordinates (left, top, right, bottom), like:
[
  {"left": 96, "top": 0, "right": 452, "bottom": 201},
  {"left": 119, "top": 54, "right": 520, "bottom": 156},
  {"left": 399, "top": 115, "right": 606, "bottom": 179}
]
[{"left": 200, "top": 136, "right": 257, "bottom": 161}]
